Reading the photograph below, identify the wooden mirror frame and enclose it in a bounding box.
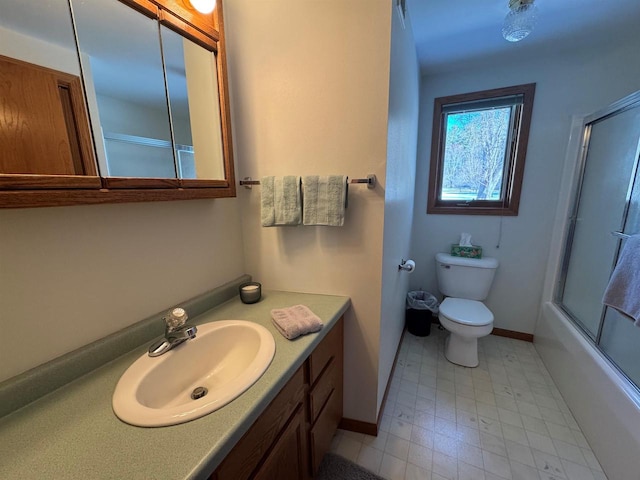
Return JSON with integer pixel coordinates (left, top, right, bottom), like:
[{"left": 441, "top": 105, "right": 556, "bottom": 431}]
[{"left": 0, "top": 0, "right": 235, "bottom": 208}]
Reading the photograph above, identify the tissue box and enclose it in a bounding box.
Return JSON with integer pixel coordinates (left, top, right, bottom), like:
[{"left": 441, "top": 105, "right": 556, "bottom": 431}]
[{"left": 451, "top": 244, "right": 483, "bottom": 259}]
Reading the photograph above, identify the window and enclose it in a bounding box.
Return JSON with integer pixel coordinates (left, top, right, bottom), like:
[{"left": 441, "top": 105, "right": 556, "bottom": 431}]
[{"left": 427, "top": 83, "right": 536, "bottom": 215}]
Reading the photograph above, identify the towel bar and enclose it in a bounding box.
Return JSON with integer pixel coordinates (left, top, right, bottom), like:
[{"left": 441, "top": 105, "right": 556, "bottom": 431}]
[{"left": 240, "top": 174, "right": 376, "bottom": 189}]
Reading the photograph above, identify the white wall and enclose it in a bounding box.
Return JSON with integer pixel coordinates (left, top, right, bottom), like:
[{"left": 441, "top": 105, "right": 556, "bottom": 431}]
[
  {"left": 224, "top": 0, "right": 392, "bottom": 424},
  {"left": 0, "top": 26, "right": 80, "bottom": 75},
  {"left": 97, "top": 94, "right": 174, "bottom": 140},
  {"left": 378, "top": 7, "right": 419, "bottom": 414},
  {"left": 97, "top": 94, "right": 176, "bottom": 177},
  {"left": 410, "top": 33, "right": 640, "bottom": 334},
  {"left": 0, "top": 199, "right": 245, "bottom": 383},
  {"left": 183, "top": 40, "right": 225, "bottom": 180}
]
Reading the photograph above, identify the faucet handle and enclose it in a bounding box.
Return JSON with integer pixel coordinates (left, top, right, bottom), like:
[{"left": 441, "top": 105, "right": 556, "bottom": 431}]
[{"left": 164, "top": 307, "right": 188, "bottom": 331}]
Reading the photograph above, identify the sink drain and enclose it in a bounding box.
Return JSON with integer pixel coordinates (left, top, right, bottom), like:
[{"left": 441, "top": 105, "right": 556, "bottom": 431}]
[{"left": 191, "top": 386, "right": 208, "bottom": 400}]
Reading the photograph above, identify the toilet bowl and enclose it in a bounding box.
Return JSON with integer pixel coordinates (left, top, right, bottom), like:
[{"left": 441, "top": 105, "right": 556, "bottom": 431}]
[
  {"left": 435, "top": 253, "right": 499, "bottom": 368},
  {"left": 439, "top": 297, "right": 493, "bottom": 367}
]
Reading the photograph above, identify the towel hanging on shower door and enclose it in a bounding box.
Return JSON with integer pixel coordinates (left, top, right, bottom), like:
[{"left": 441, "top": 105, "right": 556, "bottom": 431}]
[{"left": 602, "top": 234, "right": 640, "bottom": 326}]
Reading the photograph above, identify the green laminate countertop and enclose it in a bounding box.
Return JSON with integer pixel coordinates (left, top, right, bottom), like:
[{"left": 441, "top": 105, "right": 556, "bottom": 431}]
[{"left": 0, "top": 291, "right": 350, "bottom": 480}]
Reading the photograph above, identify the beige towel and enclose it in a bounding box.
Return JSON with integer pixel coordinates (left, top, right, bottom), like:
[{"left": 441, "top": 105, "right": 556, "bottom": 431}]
[
  {"left": 270, "top": 305, "right": 323, "bottom": 340},
  {"left": 603, "top": 234, "right": 640, "bottom": 325}
]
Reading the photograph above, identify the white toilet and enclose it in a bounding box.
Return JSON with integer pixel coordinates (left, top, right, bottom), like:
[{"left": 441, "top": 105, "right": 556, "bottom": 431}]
[{"left": 435, "top": 253, "right": 499, "bottom": 367}]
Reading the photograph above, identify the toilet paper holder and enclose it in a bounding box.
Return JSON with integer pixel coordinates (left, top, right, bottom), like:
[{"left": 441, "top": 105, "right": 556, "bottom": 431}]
[{"left": 398, "top": 259, "right": 415, "bottom": 272}]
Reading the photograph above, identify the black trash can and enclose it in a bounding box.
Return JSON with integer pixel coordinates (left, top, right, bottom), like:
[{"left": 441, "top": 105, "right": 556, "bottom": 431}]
[{"left": 406, "top": 291, "right": 439, "bottom": 337}]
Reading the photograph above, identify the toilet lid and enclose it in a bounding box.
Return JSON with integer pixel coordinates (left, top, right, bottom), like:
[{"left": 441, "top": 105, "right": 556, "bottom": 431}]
[{"left": 439, "top": 298, "right": 493, "bottom": 326}]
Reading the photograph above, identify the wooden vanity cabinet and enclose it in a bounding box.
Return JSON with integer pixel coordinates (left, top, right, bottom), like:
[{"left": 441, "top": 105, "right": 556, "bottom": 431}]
[{"left": 212, "top": 317, "right": 343, "bottom": 480}]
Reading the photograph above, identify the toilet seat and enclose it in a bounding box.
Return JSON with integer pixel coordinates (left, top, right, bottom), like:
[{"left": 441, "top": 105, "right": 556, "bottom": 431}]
[{"left": 439, "top": 298, "right": 493, "bottom": 326}]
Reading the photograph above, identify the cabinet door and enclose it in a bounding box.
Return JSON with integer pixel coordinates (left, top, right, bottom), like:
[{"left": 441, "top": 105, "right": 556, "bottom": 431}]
[
  {"left": 253, "top": 405, "right": 306, "bottom": 480},
  {"left": 213, "top": 366, "right": 305, "bottom": 480}
]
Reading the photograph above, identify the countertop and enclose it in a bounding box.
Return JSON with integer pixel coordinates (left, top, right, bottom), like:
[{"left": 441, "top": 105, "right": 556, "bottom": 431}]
[{"left": 0, "top": 291, "right": 350, "bottom": 480}]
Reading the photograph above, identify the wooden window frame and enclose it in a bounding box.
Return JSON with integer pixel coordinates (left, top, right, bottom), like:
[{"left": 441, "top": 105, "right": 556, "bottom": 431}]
[{"left": 427, "top": 83, "right": 536, "bottom": 216}]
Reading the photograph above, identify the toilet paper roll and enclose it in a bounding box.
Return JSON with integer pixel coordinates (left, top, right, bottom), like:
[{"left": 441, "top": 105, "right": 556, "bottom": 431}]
[{"left": 399, "top": 259, "right": 415, "bottom": 273}]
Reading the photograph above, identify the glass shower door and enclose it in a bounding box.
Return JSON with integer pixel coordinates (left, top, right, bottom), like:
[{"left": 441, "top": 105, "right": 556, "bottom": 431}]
[
  {"left": 599, "top": 176, "right": 640, "bottom": 386},
  {"left": 559, "top": 104, "right": 640, "bottom": 338}
]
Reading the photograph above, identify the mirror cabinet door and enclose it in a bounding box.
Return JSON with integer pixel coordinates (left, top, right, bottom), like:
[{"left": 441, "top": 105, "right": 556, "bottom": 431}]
[
  {"left": 71, "top": 0, "right": 178, "bottom": 186},
  {"left": 0, "top": 0, "right": 99, "bottom": 189},
  {"left": 161, "top": 25, "right": 225, "bottom": 182}
]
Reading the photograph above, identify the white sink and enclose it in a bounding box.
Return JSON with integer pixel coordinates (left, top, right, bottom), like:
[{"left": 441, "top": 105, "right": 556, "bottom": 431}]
[{"left": 112, "top": 320, "right": 275, "bottom": 427}]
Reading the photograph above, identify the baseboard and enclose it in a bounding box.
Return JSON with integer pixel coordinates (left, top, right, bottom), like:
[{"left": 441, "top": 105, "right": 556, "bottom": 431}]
[
  {"left": 492, "top": 327, "right": 534, "bottom": 342},
  {"left": 339, "top": 328, "right": 408, "bottom": 437}
]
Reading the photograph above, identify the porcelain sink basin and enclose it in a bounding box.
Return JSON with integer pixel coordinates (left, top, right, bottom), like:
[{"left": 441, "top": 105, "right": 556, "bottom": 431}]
[{"left": 113, "top": 320, "right": 275, "bottom": 427}]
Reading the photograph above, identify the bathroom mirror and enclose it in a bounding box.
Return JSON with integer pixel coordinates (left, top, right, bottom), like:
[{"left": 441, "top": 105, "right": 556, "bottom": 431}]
[
  {"left": 161, "top": 25, "right": 226, "bottom": 180},
  {"left": 72, "top": 0, "right": 176, "bottom": 179},
  {"left": 0, "top": 0, "right": 235, "bottom": 207}
]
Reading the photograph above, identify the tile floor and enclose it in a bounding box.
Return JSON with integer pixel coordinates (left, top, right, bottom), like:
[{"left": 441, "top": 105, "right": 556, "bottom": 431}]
[{"left": 330, "top": 327, "right": 608, "bottom": 480}]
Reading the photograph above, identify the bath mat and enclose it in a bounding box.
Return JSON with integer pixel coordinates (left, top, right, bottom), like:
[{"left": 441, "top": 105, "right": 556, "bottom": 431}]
[{"left": 316, "top": 453, "right": 384, "bottom": 480}]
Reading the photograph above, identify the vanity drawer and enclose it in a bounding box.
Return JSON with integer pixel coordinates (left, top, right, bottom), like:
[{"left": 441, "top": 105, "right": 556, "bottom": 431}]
[
  {"left": 308, "top": 357, "right": 338, "bottom": 424},
  {"left": 213, "top": 365, "right": 305, "bottom": 480},
  {"left": 309, "top": 386, "right": 342, "bottom": 475},
  {"left": 308, "top": 317, "right": 343, "bottom": 386}
]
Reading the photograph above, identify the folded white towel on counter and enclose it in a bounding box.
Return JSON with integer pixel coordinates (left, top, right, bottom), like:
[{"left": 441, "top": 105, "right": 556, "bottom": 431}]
[
  {"left": 261, "top": 176, "right": 302, "bottom": 226},
  {"left": 603, "top": 234, "right": 640, "bottom": 326},
  {"left": 302, "top": 175, "right": 347, "bottom": 226},
  {"left": 270, "top": 305, "right": 324, "bottom": 340}
]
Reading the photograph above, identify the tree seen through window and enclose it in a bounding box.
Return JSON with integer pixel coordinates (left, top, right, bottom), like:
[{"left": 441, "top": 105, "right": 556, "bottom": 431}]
[{"left": 442, "top": 108, "right": 511, "bottom": 202}]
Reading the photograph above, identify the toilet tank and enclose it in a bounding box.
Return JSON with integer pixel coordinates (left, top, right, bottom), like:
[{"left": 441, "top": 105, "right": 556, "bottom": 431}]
[{"left": 435, "top": 253, "right": 499, "bottom": 300}]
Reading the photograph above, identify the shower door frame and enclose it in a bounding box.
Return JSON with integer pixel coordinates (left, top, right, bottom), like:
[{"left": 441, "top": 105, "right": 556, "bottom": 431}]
[{"left": 555, "top": 90, "right": 640, "bottom": 382}]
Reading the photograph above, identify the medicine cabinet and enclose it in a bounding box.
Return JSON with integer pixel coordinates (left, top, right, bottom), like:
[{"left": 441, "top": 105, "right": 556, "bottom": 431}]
[{"left": 0, "top": 0, "right": 235, "bottom": 208}]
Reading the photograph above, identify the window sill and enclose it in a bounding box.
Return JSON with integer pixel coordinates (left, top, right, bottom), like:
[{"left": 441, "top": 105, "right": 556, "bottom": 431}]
[{"left": 427, "top": 203, "right": 519, "bottom": 216}]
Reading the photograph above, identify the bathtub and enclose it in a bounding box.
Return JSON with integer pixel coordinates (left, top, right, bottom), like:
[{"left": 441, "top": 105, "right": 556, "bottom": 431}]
[{"left": 535, "top": 301, "right": 640, "bottom": 480}]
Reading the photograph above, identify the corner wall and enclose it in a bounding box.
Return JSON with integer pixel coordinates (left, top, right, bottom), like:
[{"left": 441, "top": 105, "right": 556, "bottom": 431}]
[
  {"left": 410, "top": 34, "right": 640, "bottom": 334},
  {"left": 378, "top": 6, "right": 419, "bottom": 414},
  {"left": 224, "top": 0, "right": 393, "bottom": 424}
]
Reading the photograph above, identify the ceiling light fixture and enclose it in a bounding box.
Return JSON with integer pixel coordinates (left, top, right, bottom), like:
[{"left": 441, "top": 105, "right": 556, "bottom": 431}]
[
  {"left": 502, "top": 0, "right": 538, "bottom": 42},
  {"left": 187, "top": 0, "right": 216, "bottom": 14}
]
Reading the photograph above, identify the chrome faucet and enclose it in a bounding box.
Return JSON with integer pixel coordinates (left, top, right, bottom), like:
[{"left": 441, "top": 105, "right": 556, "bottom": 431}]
[{"left": 148, "top": 307, "right": 197, "bottom": 357}]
